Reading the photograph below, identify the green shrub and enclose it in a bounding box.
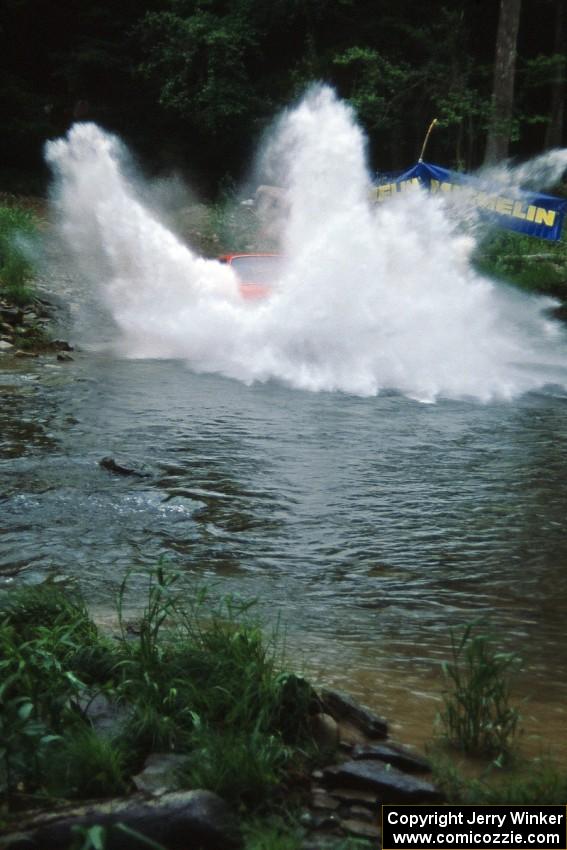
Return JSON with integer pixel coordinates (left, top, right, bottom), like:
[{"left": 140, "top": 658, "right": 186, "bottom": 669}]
[
  {"left": 1, "top": 568, "right": 315, "bottom": 813},
  {"left": 431, "top": 751, "right": 567, "bottom": 805},
  {"left": 473, "top": 230, "right": 567, "bottom": 300},
  {"left": 182, "top": 724, "right": 291, "bottom": 807},
  {"left": 46, "top": 727, "right": 127, "bottom": 799},
  {"left": 439, "top": 623, "right": 521, "bottom": 758},
  {"left": 0, "top": 205, "right": 37, "bottom": 304}
]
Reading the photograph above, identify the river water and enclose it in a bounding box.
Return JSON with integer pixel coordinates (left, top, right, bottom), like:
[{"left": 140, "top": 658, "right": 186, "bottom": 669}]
[
  {"left": 2, "top": 353, "right": 567, "bottom": 758},
  {"left": 2, "top": 86, "right": 567, "bottom": 759}
]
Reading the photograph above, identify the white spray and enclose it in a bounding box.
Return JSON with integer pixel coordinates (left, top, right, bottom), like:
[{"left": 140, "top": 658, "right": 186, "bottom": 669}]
[{"left": 45, "top": 85, "right": 567, "bottom": 401}]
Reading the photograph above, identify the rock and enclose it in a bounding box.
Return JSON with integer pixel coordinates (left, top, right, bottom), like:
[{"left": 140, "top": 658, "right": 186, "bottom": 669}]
[
  {"left": 352, "top": 742, "right": 432, "bottom": 774},
  {"left": 56, "top": 352, "right": 74, "bottom": 362},
  {"left": 300, "top": 812, "right": 341, "bottom": 832},
  {"left": 0, "top": 340, "right": 14, "bottom": 351},
  {"left": 310, "top": 789, "right": 340, "bottom": 811},
  {"left": 0, "top": 790, "right": 241, "bottom": 850},
  {"left": 14, "top": 350, "right": 39, "bottom": 358},
  {"left": 0, "top": 306, "right": 23, "bottom": 325},
  {"left": 342, "top": 804, "right": 375, "bottom": 822},
  {"left": 340, "top": 819, "right": 381, "bottom": 840},
  {"left": 327, "top": 786, "right": 379, "bottom": 806},
  {"left": 337, "top": 719, "right": 368, "bottom": 748},
  {"left": 132, "top": 753, "right": 188, "bottom": 796},
  {"left": 99, "top": 456, "right": 151, "bottom": 478},
  {"left": 52, "top": 339, "right": 74, "bottom": 351},
  {"left": 322, "top": 760, "right": 443, "bottom": 803},
  {"left": 78, "top": 693, "right": 131, "bottom": 739},
  {"left": 310, "top": 713, "right": 339, "bottom": 750},
  {"left": 320, "top": 689, "right": 388, "bottom": 739}
]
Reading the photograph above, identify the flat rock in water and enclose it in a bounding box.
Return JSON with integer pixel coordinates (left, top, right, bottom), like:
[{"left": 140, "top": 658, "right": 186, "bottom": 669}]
[
  {"left": 319, "top": 688, "right": 388, "bottom": 739},
  {"left": 322, "top": 760, "right": 443, "bottom": 803},
  {"left": 0, "top": 790, "right": 241, "bottom": 850},
  {"left": 352, "top": 742, "right": 432, "bottom": 773}
]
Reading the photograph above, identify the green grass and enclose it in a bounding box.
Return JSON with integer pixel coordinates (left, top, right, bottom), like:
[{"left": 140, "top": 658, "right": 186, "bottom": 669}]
[
  {"left": 438, "top": 622, "right": 521, "bottom": 759},
  {"left": 0, "top": 566, "right": 318, "bottom": 813},
  {"left": 0, "top": 203, "right": 38, "bottom": 304},
  {"left": 473, "top": 230, "right": 567, "bottom": 300},
  {"left": 430, "top": 750, "right": 567, "bottom": 805}
]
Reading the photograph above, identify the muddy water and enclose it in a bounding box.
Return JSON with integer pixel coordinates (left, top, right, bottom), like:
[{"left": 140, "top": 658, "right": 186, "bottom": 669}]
[{"left": 1, "top": 353, "right": 566, "bottom": 759}]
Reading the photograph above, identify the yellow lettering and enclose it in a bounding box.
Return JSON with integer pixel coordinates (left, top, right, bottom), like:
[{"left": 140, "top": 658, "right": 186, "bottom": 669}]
[
  {"left": 534, "top": 207, "right": 556, "bottom": 227},
  {"left": 375, "top": 183, "right": 394, "bottom": 200},
  {"left": 526, "top": 205, "right": 537, "bottom": 222},
  {"left": 495, "top": 197, "right": 514, "bottom": 215},
  {"left": 400, "top": 178, "right": 420, "bottom": 191},
  {"left": 430, "top": 179, "right": 440, "bottom": 193},
  {"left": 512, "top": 201, "right": 527, "bottom": 220}
]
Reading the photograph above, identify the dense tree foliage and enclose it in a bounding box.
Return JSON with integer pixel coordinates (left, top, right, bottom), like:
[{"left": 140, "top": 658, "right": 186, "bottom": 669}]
[{"left": 1, "top": 0, "right": 565, "bottom": 193}]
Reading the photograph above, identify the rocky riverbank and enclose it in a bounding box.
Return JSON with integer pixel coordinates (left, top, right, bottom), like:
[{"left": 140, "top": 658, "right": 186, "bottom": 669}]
[
  {"left": 0, "top": 294, "right": 73, "bottom": 360},
  {"left": 0, "top": 686, "right": 443, "bottom": 850}
]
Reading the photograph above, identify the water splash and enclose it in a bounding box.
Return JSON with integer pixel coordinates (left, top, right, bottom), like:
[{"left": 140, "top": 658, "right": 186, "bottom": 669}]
[{"left": 45, "top": 85, "right": 567, "bottom": 401}]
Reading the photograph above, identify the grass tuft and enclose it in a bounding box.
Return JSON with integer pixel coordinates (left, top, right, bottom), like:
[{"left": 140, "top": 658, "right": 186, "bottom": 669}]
[
  {"left": 0, "top": 204, "right": 38, "bottom": 304},
  {"left": 438, "top": 622, "right": 521, "bottom": 759}
]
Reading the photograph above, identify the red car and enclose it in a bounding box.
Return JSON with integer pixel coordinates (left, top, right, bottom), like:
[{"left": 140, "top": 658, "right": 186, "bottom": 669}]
[{"left": 218, "top": 253, "right": 282, "bottom": 300}]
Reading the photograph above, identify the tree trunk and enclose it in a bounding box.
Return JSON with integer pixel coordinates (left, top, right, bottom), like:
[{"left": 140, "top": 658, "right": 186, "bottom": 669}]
[
  {"left": 484, "top": 0, "right": 522, "bottom": 164},
  {"left": 544, "top": 0, "right": 565, "bottom": 149}
]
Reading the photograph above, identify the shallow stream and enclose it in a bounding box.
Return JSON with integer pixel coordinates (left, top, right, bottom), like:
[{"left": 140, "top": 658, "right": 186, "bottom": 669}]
[{"left": 2, "top": 353, "right": 566, "bottom": 759}]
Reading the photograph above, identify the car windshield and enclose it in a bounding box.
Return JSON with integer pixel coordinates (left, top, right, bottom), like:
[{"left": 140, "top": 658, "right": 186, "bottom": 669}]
[{"left": 230, "top": 255, "right": 283, "bottom": 284}]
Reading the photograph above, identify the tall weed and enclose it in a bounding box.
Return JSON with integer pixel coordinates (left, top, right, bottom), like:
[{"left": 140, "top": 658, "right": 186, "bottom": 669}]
[
  {"left": 439, "top": 622, "right": 521, "bottom": 758},
  {"left": 0, "top": 205, "right": 37, "bottom": 303}
]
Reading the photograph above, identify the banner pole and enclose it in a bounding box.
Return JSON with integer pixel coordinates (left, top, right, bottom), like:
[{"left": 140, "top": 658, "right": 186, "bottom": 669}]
[{"left": 418, "top": 118, "right": 438, "bottom": 163}]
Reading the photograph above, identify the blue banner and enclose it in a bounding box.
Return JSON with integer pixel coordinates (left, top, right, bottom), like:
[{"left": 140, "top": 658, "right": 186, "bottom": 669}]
[{"left": 374, "top": 161, "right": 567, "bottom": 241}]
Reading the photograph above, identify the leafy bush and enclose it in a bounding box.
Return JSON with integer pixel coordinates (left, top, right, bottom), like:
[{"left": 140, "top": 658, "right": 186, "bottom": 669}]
[
  {"left": 0, "top": 568, "right": 316, "bottom": 814},
  {"left": 431, "top": 750, "right": 567, "bottom": 805},
  {"left": 0, "top": 205, "right": 37, "bottom": 304},
  {"left": 182, "top": 724, "right": 291, "bottom": 806},
  {"left": 439, "top": 622, "right": 521, "bottom": 758},
  {"left": 47, "top": 726, "right": 127, "bottom": 799},
  {"left": 473, "top": 230, "right": 567, "bottom": 299}
]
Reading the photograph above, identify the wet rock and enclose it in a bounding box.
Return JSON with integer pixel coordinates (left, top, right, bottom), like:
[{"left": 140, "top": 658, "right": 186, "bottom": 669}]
[
  {"left": 310, "top": 788, "right": 340, "bottom": 811},
  {"left": 78, "top": 693, "right": 130, "bottom": 739},
  {"left": 99, "top": 456, "right": 152, "bottom": 478},
  {"left": 337, "top": 719, "right": 368, "bottom": 748},
  {"left": 0, "top": 306, "right": 23, "bottom": 325},
  {"left": 0, "top": 340, "right": 14, "bottom": 351},
  {"left": 340, "top": 819, "right": 381, "bottom": 840},
  {"left": 132, "top": 753, "right": 188, "bottom": 796},
  {"left": 300, "top": 811, "right": 341, "bottom": 832},
  {"left": 322, "top": 760, "right": 443, "bottom": 803},
  {"left": 0, "top": 790, "right": 241, "bottom": 850},
  {"left": 56, "top": 352, "right": 74, "bottom": 362},
  {"left": 320, "top": 688, "right": 388, "bottom": 739},
  {"left": 310, "top": 713, "right": 339, "bottom": 751},
  {"left": 327, "top": 786, "right": 379, "bottom": 805},
  {"left": 14, "top": 350, "right": 39, "bottom": 358},
  {"left": 52, "top": 339, "right": 74, "bottom": 351},
  {"left": 352, "top": 741, "right": 432, "bottom": 774},
  {"left": 342, "top": 804, "right": 375, "bottom": 822}
]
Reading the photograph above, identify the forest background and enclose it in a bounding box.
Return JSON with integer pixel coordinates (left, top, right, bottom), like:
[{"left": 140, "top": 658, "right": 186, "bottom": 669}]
[{"left": 2, "top": 0, "right": 565, "bottom": 196}]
